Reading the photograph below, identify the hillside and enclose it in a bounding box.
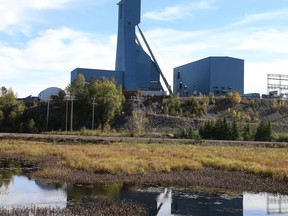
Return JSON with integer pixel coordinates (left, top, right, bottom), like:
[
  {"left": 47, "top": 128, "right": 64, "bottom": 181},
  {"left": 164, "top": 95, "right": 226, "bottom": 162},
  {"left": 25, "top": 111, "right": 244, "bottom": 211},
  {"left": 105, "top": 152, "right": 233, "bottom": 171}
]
[{"left": 119, "top": 96, "right": 288, "bottom": 135}]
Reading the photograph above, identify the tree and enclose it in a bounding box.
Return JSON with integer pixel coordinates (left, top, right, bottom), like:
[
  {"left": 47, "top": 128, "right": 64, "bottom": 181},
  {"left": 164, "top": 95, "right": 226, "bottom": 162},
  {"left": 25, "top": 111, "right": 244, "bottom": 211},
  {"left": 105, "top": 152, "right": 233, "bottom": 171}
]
[
  {"left": 92, "top": 78, "right": 125, "bottom": 129},
  {"left": 0, "top": 110, "right": 4, "bottom": 126},
  {"left": 64, "top": 75, "right": 124, "bottom": 130},
  {"left": 66, "top": 74, "right": 87, "bottom": 97},
  {"left": 0, "top": 87, "right": 26, "bottom": 132},
  {"left": 243, "top": 122, "right": 253, "bottom": 141},
  {"left": 199, "top": 120, "right": 216, "bottom": 140},
  {"left": 254, "top": 120, "right": 272, "bottom": 141},
  {"left": 230, "top": 119, "right": 239, "bottom": 140},
  {"left": 6, "top": 103, "right": 26, "bottom": 131},
  {"left": 199, "top": 118, "right": 240, "bottom": 141},
  {"left": 0, "top": 87, "right": 17, "bottom": 108},
  {"left": 215, "top": 117, "right": 231, "bottom": 140}
]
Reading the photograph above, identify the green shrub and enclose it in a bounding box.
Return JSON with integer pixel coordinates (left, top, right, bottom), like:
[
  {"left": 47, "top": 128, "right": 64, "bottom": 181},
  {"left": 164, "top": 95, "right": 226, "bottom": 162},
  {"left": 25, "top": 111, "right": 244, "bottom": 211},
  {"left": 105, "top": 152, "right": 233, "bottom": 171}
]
[
  {"left": 176, "top": 127, "right": 202, "bottom": 140},
  {"left": 272, "top": 133, "right": 288, "bottom": 142}
]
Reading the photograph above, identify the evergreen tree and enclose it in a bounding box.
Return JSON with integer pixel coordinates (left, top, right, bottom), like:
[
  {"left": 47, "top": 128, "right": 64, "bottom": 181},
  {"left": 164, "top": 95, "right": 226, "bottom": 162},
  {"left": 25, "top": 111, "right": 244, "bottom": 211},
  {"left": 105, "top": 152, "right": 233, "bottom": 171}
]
[
  {"left": 243, "top": 123, "right": 253, "bottom": 141},
  {"left": 255, "top": 120, "right": 272, "bottom": 141},
  {"left": 199, "top": 120, "right": 216, "bottom": 140},
  {"left": 230, "top": 120, "right": 239, "bottom": 140},
  {"left": 215, "top": 117, "right": 231, "bottom": 140}
]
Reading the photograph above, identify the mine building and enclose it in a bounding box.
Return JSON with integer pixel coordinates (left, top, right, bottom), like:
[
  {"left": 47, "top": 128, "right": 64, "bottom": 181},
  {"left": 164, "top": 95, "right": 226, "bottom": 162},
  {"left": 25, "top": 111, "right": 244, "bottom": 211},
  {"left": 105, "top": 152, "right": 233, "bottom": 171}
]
[
  {"left": 174, "top": 57, "right": 244, "bottom": 97},
  {"left": 70, "top": 0, "right": 170, "bottom": 96}
]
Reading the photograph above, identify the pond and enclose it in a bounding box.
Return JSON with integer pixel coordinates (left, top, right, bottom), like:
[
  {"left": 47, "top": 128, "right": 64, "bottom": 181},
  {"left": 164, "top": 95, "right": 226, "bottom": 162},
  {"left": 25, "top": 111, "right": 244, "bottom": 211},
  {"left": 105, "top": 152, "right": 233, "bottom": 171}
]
[{"left": 0, "top": 158, "right": 288, "bottom": 216}]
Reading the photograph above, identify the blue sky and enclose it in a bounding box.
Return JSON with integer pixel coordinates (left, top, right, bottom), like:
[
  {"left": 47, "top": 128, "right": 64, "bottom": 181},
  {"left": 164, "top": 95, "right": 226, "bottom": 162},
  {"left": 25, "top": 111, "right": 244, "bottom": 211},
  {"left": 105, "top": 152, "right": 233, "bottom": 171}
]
[{"left": 1, "top": 0, "right": 288, "bottom": 97}]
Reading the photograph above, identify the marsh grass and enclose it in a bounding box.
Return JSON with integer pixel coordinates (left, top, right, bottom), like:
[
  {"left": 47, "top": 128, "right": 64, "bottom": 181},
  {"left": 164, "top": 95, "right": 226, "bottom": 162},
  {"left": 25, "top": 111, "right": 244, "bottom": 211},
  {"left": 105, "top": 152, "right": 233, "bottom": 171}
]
[
  {"left": 44, "top": 128, "right": 121, "bottom": 137},
  {"left": 1, "top": 140, "right": 288, "bottom": 181}
]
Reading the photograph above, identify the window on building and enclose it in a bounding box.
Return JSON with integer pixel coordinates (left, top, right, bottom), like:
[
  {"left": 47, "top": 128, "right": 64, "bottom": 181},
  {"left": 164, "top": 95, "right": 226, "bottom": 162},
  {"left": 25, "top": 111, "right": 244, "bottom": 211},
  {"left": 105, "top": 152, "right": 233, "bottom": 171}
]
[{"left": 177, "top": 71, "right": 180, "bottom": 79}]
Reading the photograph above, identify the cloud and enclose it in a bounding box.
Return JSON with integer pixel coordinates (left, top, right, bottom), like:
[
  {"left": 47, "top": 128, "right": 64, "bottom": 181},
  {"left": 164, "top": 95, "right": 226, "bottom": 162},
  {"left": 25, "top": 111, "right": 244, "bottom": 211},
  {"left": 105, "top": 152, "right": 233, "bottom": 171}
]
[
  {"left": 144, "top": 0, "right": 217, "bottom": 21},
  {"left": 0, "top": 0, "right": 76, "bottom": 31},
  {"left": 2, "top": 24, "right": 287, "bottom": 97},
  {"left": 3, "top": 24, "right": 285, "bottom": 97},
  {"left": 232, "top": 9, "right": 288, "bottom": 26},
  {"left": 0, "top": 27, "right": 116, "bottom": 97}
]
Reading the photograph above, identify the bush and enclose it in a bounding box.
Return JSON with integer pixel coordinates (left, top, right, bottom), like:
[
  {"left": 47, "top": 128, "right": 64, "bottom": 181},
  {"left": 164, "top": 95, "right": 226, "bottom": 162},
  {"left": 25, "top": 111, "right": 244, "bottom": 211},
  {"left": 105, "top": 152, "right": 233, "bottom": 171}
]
[
  {"left": 272, "top": 133, "right": 288, "bottom": 142},
  {"left": 176, "top": 127, "right": 201, "bottom": 140},
  {"left": 228, "top": 91, "right": 241, "bottom": 105},
  {"left": 162, "top": 96, "right": 208, "bottom": 117},
  {"left": 208, "top": 93, "right": 215, "bottom": 105}
]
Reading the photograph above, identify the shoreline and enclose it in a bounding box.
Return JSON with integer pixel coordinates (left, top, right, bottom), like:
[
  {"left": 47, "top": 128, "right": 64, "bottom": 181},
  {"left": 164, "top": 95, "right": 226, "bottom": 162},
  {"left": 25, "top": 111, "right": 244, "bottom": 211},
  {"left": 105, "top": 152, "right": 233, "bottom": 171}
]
[
  {"left": 2, "top": 153, "right": 288, "bottom": 195},
  {"left": 1, "top": 134, "right": 288, "bottom": 197}
]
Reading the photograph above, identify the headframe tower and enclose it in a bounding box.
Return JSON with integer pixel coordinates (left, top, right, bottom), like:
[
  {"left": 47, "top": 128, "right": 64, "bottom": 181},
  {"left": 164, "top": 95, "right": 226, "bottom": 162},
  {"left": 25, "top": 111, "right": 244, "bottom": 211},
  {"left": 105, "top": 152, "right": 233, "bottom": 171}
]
[
  {"left": 72, "top": 0, "right": 172, "bottom": 94},
  {"left": 116, "top": 0, "right": 170, "bottom": 93}
]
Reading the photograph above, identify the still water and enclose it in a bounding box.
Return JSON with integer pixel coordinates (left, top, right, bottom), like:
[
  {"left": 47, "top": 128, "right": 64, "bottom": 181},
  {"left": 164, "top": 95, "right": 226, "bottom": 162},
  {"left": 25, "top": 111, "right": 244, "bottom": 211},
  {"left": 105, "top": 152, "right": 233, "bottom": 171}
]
[{"left": 1, "top": 159, "right": 288, "bottom": 216}]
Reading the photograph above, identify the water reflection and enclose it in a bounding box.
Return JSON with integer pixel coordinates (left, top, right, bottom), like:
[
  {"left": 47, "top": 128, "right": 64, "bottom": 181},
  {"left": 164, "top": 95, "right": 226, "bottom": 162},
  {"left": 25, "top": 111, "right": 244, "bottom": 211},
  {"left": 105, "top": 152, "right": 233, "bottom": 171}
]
[
  {"left": 0, "top": 175, "right": 67, "bottom": 208},
  {"left": 66, "top": 182, "right": 123, "bottom": 206},
  {"left": 267, "top": 194, "right": 288, "bottom": 215},
  {"left": 156, "top": 188, "right": 172, "bottom": 215},
  {"left": 244, "top": 193, "right": 288, "bottom": 216},
  {"left": 1, "top": 159, "right": 288, "bottom": 215},
  {"left": 128, "top": 187, "right": 243, "bottom": 216}
]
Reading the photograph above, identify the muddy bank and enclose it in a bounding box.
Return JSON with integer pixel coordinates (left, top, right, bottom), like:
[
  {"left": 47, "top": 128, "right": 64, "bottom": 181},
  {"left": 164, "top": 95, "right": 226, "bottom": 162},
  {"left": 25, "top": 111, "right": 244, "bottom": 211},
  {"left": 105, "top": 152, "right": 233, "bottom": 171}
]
[
  {"left": 0, "top": 201, "right": 146, "bottom": 216},
  {"left": 25, "top": 155, "right": 288, "bottom": 195},
  {"left": 1, "top": 148, "right": 288, "bottom": 196},
  {"left": 37, "top": 167, "right": 288, "bottom": 195},
  {"left": 1, "top": 152, "right": 287, "bottom": 195}
]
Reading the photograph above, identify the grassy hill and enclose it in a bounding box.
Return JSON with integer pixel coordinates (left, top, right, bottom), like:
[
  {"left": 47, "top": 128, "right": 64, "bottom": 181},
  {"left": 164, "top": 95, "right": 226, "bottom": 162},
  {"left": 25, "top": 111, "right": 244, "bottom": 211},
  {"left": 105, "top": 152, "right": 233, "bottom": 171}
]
[{"left": 120, "top": 96, "right": 288, "bottom": 137}]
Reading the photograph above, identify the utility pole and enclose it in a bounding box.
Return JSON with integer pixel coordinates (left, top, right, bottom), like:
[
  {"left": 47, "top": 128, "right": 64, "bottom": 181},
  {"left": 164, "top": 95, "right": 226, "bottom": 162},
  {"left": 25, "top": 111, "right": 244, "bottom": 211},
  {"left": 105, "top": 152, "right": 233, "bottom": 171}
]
[
  {"left": 70, "top": 96, "right": 75, "bottom": 132},
  {"left": 65, "top": 96, "right": 68, "bottom": 131},
  {"left": 92, "top": 97, "right": 96, "bottom": 130},
  {"left": 46, "top": 97, "right": 51, "bottom": 130}
]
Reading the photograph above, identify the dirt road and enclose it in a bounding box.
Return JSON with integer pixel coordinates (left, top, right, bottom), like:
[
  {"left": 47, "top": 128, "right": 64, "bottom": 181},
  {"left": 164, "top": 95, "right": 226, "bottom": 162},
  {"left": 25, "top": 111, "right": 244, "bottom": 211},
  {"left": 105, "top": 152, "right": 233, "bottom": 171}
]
[{"left": 0, "top": 132, "right": 287, "bottom": 148}]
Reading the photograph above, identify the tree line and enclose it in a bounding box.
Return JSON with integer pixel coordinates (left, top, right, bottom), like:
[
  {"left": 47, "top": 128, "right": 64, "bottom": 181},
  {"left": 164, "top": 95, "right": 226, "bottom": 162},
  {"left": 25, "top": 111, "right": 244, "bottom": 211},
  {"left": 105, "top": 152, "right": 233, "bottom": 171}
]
[
  {"left": 0, "top": 74, "right": 125, "bottom": 133},
  {"left": 176, "top": 118, "right": 272, "bottom": 142}
]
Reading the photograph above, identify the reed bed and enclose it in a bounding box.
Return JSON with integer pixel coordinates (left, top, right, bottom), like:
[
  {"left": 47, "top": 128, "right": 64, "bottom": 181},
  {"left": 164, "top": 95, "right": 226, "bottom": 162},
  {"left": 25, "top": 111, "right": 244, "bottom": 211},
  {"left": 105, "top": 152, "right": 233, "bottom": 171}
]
[{"left": 1, "top": 139, "right": 288, "bottom": 181}]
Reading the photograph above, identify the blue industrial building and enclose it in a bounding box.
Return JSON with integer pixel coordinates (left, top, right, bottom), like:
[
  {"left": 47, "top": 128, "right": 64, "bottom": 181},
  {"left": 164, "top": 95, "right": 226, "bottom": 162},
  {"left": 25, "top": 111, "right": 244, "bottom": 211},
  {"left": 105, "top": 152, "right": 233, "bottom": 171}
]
[
  {"left": 173, "top": 57, "right": 244, "bottom": 96},
  {"left": 71, "top": 0, "right": 167, "bottom": 93},
  {"left": 71, "top": 68, "right": 123, "bottom": 86}
]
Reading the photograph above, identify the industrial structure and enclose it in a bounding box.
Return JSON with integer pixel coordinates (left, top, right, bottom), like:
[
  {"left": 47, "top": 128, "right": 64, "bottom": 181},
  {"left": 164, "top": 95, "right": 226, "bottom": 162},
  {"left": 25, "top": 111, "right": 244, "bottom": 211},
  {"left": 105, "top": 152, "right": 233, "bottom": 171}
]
[
  {"left": 267, "top": 74, "right": 288, "bottom": 97},
  {"left": 173, "top": 57, "right": 244, "bottom": 96},
  {"left": 71, "top": 0, "right": 170, "bottom": 95},
  {"left": 38, "top": 87, "right": 62, "bottom": 101},
  {"left": 71, "top": 1, "right": 245, "bottom": 97}
]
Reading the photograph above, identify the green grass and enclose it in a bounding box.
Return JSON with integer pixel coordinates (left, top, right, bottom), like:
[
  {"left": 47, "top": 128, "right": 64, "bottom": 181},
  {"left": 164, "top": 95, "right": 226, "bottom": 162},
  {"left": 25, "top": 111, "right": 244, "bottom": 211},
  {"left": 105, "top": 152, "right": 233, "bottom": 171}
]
[{"left": 1, "top": 139, "right": 288, "bottom": 181}]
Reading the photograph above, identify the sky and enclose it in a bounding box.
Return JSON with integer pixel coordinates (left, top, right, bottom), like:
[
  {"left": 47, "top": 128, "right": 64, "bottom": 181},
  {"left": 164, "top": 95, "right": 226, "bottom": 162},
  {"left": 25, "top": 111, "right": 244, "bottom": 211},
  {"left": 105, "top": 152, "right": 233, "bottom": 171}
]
[{"left": 0, "top": 0, "right": 288, "bottom": 97}]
